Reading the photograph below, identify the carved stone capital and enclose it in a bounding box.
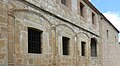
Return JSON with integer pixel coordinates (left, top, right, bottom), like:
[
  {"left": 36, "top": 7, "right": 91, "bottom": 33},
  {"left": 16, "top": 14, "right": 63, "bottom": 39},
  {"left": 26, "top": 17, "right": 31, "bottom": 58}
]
[{"left": 51, "top": 25, "right": 56, "bottom": 30}]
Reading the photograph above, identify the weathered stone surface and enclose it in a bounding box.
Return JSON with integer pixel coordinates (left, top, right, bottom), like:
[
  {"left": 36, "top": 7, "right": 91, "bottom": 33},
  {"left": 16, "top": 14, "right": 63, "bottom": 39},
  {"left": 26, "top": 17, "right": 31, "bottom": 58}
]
[
  {"left": 0, "top": 40, "right": 5, "bottom": 49},
  {"left": 0, "top": 53, "right": 5, "bottom": 60},
  {"left": 0, "top": 0, "right": 119, "bottom": 66}
]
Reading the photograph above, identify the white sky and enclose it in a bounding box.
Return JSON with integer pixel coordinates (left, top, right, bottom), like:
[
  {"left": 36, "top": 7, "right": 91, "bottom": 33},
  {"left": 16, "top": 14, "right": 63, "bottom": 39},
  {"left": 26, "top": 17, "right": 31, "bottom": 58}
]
[
  {"left": 103, "top": 12, "right": 120, "bottom": 42},
  {"left": 89, "top": 0, "right": 120, "bottom": 41}
]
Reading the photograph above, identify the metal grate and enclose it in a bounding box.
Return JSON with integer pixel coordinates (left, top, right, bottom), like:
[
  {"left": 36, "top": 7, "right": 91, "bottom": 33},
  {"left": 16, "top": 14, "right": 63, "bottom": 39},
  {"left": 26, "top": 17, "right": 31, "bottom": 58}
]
[{"left": 28, "top": 28, "right": 43, "bottom": 54}]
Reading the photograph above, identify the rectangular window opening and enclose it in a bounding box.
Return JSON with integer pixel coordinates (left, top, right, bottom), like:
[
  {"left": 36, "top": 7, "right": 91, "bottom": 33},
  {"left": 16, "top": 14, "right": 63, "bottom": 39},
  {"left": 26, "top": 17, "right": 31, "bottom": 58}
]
[
  {"left": 62, "top": 36, "right": 70, "bottom": 55},
  {"left": 80, "top": 2, "right": 84, "bottom": 17},
  {"left": 28, "top": 27, "right": 43, "bottom": 54},
  {"left": 92, "top": 12, "right": 95, "bottom": 24},
  {"left": 91, "top": 43, "right": 97, "bottom": 57},
  {"left": 91, "top": 38, "right": 97, "bottom": 57},
  {"left": 107, "top": 30, "right": 109, "bottom": 38},
  {"left": 115, "top": 36, "right": 116, "bottom": 42},
  {"left": 81, "top": 41, "right": 86, "bottom": 56}
]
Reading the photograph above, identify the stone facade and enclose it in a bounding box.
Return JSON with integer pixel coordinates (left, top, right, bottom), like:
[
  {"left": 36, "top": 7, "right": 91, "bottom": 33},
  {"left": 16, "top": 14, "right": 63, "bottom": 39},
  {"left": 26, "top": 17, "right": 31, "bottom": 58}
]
[
  {"left": 100, "top": 16, "right": 120, "bottom": 66},
  {"left": 0, "top": 0, "right": 119, "bottom": 66}
]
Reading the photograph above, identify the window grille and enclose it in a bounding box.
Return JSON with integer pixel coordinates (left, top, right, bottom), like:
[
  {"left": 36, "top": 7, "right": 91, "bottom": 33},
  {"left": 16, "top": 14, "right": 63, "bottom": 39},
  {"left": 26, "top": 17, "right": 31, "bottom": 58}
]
[{"left": 28, "top": 28, "right": 43, "bottom": 54}]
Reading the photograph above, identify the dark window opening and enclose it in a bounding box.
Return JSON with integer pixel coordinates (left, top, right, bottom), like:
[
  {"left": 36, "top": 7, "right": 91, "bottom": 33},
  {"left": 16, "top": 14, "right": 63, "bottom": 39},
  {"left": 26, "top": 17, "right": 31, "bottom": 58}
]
[
  {"left": 92, "top": 12, "right": 95, "bottom": 24},
  {"left": 91, "top": 38, "right": 97, "bottom": 57},
  {"left": 62, "top": 36, "right": 70, "bottom": 55},
  {"left": 80, "top": 2, "right": 84, "bottom": 17},
  {"left": 81, "top": 41, "right": 86, "bottom": 56},
  {"left": 115, "top": 36, "right": 116, "bottom": 42},
  {"left": 107, "top": 30, "right": 109, "bottom": 38},
  {"left": 61, "top": 0, "right": 66, "bottom": 5},
  {"left": 28, "top": 27, "right": 43, "bottom": 54}
]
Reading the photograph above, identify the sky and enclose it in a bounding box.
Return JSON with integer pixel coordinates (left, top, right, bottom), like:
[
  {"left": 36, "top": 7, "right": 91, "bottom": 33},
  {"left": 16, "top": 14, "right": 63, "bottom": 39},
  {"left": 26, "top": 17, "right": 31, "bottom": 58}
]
[{"left": 89, "top": 0, "right": 120, "bottom": 42}]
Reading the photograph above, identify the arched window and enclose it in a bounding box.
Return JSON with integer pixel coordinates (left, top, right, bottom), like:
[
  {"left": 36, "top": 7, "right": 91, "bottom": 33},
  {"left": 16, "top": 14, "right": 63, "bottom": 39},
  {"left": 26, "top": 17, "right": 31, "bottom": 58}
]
[{"left": 91, "top": 38, "right": 97, "bottom": 57}]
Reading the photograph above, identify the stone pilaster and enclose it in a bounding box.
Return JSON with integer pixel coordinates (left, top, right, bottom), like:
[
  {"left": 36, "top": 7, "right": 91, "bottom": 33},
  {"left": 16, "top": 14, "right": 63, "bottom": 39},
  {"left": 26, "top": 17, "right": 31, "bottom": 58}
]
[
  {"left": 51, "top": 25, "right": 56, "bottom": 66},
  {"left": 8, "top": 3, "right": 15, "bottom": 66}
]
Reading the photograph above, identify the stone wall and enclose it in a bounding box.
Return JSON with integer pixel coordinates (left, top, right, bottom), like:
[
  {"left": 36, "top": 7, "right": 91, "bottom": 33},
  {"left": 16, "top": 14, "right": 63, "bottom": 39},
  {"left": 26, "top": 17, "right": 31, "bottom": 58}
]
[
  {"left": 0, "top": 0, "right": 8, "bottom": 66},
  {"left": 0, "top": 0, "right": 119, "bottom": 66},
  {"left": 9, "top": 0, "right": 101, "bottom": 66},
  {"left": 25, "top": 0, "right": 100, "bottom": 36},
  {"left": 100, "top": 18, "right": 120, "bottom": 66}
]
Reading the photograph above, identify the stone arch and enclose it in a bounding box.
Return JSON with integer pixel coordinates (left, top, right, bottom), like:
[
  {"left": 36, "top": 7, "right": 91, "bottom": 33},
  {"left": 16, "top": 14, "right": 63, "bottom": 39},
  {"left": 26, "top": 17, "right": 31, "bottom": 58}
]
[
  {"left": 75, "top": 31, "right": 90, "bottom": 66},
  {"left": 75, "top": 32, "right": 90, "bottom": 56},
  {"left": 76, "top": 32, "right": 90, "bottom": 38},
  {"left": 13, "top": 8, "right": 53, "bottom": 59},
  {"left": 91, "top": 37, "right": 97, "bottom": 44},
  {"left": 13, "top": 9, "right": 52, "bottom": 25},
  {"left": 55, "top": 24, "right": 76, "bottom": 35},
  {"left": 13, "top": 9, "right": 54, "bottom": 33},
  {"left": 55, "top": 24, "right": 76, "bottom": 57}
]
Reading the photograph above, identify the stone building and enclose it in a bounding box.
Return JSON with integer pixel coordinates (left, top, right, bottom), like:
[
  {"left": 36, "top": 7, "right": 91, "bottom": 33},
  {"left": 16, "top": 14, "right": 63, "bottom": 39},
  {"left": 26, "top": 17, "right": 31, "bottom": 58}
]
[{"left": 0, "top": 0, "right": 119, "bottom": 66}]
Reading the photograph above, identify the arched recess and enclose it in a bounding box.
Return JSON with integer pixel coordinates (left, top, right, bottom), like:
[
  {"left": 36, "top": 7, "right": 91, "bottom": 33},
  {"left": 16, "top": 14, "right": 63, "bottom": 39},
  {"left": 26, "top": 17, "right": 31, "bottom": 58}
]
[
  {"left": 55, "top": 24, "right": 76, "bottom": 50},
  {"left": 13, "top": 8, "right": 54, "bottom": 65},
  {"left": 54, "top": 24, "right": 76, "bottom": 65},
  {"left": 76, "top": 32, "right": 90, "bottom": 54},
  {"left": 91, "top": 38, "right": 97, "bottom": 43},
  {"left": 75, "top": 32, "right": 90, "bottom": 66},
  {"left": 76, "top": 32, "right": 90, "bottom": 39},
  {"left": 55, "top": 24, "right": 76, "bottom": 35},
  {"left": 13, "top": 9, "right": 52, "bottom": 32},
  {"left": 13, "top": 8, "right": 53, "bottom": 50}
]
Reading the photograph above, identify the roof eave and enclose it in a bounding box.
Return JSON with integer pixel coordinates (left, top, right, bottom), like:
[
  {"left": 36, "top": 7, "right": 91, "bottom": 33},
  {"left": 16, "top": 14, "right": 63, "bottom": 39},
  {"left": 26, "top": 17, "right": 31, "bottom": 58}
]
[{"left": 83, "top": 0, "right": 119, "bottom": 33}]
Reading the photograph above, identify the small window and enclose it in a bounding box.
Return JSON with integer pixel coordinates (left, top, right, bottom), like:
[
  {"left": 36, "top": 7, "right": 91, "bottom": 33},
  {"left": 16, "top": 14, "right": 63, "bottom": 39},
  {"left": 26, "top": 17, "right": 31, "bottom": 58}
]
[
  {"left": 61, "top": 0, "right": 71, "bottom": 7},
  {"left": 62, "top": 36, "right": 70, "bottom": 55},
  {"left": 115, "top": 36, "right": 116, "bottom": 42},
  {"left": 91, "top": 38, "right": 97, "bottom": 57},
  {"left": 80, "top": 2, "right": 84, "bottom": 17},
  {"left": 81, "top": 41, "right": 86, "bottom": 56},
  {"left": 61, "top": 0, "right": 66, "bottom": 5},
  {"left": 92, "top": 12, "right": 95, "bottom": 24},
  {"left": 28, "top": 27, "right": 43, "bottom": 54},
  {"left": 107, "top": 30, "right": 109, "bottom": 38}
]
